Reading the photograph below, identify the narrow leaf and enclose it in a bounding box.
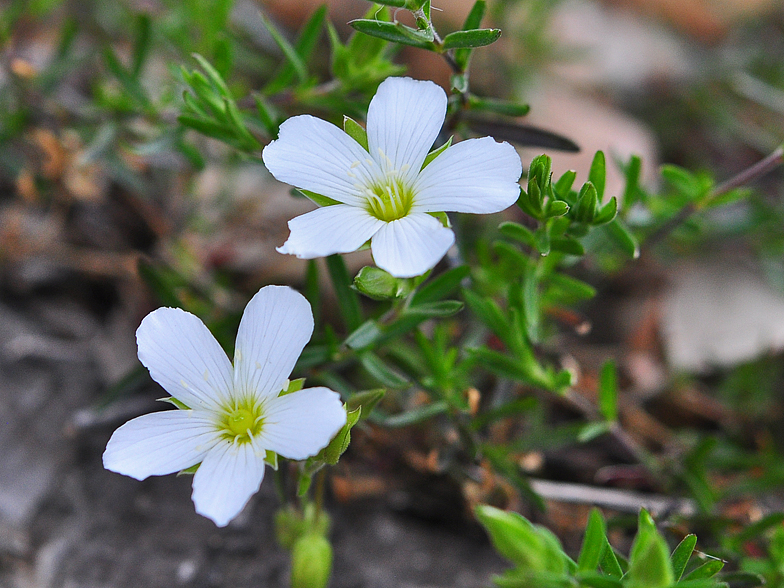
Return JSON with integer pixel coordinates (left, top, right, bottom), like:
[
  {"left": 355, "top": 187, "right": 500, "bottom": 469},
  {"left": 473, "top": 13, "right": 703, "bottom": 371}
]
[
  {"left": 577, "top": 509, "right": 607, "bottom": 572},
  {"left": 259, "top": 11, "right": 308, "bottom": 83},
  {"left": 360, "top": 351, "right": 409, "bottom": 388},
  {"left": 326, "top": 254, "right": 363, "bottom": 331},
  {"left": 598, "top": 360, "right": 618, "bottom": 422},
  {"left": 589, "top": 151, "right": 606, "bottom": 201},
  {"left": 411, "top": 265, "right": 470, "bottom": 305},
  {"left": 604, "top": 218, "right": 639, "bottom": 259},
  {"left": 442, "top": 28, "right": 501, "bottom": 49},
  {"left": 671, "top": 535, "right": 698, "bottom": 581},
  {"left": 349, "top": 19, "right": 435, "bottom": 49}
]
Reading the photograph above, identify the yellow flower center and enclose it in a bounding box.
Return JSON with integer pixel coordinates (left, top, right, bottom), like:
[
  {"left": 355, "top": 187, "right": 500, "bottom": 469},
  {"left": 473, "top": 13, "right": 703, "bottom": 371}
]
[
  {"left": 365, "top": 175, "right": 414, "bottom": 222},
  {"left": 219, "top": 398, "right": 264, "bottom": 444}
]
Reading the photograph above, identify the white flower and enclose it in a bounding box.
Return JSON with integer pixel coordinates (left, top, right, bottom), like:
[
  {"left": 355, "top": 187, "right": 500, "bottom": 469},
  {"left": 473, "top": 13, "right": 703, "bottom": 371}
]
[
  {"left": 262, "top": 76, "right": 523, "bottom": 278},
  {"left": 103, "top": 285, "right": 346, "bottom": 527}
]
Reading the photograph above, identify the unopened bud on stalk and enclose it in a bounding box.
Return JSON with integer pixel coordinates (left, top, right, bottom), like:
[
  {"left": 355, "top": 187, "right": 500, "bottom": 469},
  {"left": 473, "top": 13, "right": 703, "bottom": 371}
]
[{"left": 291, "top": 534, "right": 333, "bottom": 588}]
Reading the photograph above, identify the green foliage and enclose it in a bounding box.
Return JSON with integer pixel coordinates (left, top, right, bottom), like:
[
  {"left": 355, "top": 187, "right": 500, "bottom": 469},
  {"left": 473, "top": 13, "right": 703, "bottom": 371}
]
[{"left": 478, "top": 507, "right": 730, "bottom": 588}]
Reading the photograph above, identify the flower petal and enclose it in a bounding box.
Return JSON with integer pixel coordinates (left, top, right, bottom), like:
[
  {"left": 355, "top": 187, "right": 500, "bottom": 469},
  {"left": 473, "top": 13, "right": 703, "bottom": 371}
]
[
  {"left": 262, "top": 115, "right": 375, "bottom": 207},
  {"left": 191, "top": 439, "right": 266, "bottom": 527},
  {"left": 370, "top": 213, "right": 455, "bottom": 278},
  {"left": 259, "top": 387, "right": 346, "bottom": 461},
  {"left": 412, "top": 136, "right": 522, "bottom": 213},
  {"left": 277, "top": 205, "right": 384, "bottom": 259},
  {"left": 103, "top": 410, "right": 220, "bottom": 480},
  {"left": 234, "top": 285, "right": 314, "bottom": 401},
  {"left": 367, "top": 77, "right": 447, "bottom": 184},
  {"left": 136, "top": 308, "right": 234, "bottom": 411}
]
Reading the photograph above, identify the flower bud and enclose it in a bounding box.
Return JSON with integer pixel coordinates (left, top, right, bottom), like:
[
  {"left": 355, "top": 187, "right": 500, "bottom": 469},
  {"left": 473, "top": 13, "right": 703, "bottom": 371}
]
[{"left": 291, "top": 534, "right": 332, "bottom": 588}]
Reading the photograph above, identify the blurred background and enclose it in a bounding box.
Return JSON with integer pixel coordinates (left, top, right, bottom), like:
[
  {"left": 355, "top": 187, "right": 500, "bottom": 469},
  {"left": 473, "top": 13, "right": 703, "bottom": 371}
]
[{"left": 1, "top": 0, "right": 784, "bottom": 586}]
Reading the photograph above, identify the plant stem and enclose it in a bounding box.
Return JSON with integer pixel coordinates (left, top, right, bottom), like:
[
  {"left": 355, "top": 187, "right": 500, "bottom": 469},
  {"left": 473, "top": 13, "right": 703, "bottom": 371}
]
[{"left": 645, "top": 144, "right": 784, "bottom": 250}]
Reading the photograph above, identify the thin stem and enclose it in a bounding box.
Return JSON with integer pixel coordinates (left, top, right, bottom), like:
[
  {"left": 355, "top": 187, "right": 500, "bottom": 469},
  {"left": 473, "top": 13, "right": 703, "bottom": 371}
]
[
  {"left": 645, "top": 145, "right": 784, "bottom": 250},
  {"left": 313, "top": 468, "right": 326, "bottom": 524}
]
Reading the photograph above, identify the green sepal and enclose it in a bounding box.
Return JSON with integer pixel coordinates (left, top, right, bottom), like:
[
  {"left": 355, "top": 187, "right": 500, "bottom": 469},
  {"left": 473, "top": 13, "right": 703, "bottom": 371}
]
[
  {"left": 159, "top": 396, "right": 191, "bottom": 410},
  {"left": 441, "top": 28, "right": 501, "bottom": 49},
  {"left": 321, "top": 405, "right": 361, "bottom": 465},
  {"left": 281, "top": 378, "right": 306, "bottom": 396},
  {"left": 346, "top": 389, "right": 386, "bottom": 418},
  {"left": 343, "top": 116, "right": 368, "bottom": 151},
  {"left": 177, "top": 462, "right": 200, "bottom": 476},
  {"left": 293, "top": 188, "right": 341, "bottom": 207},
  {"left": 297, "top": 472, "right": 313, "bottom": 497},
  {"left": 422, "top": 136, "right": 452, "bottom": 169},
  {"left": 427, "top": 210, "right": 451, "bottom": 227},
  {"left": 265, "top": 450, "right": 279, "bottom": 470}
]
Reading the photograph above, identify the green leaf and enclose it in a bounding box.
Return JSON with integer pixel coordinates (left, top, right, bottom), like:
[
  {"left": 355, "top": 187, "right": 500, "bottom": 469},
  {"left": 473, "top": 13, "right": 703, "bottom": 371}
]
[
  {"left": 130, "top": 13, "right": 151, "bottom": 78},
  {"left": 575, "top": 572, "right": 623, "bottom": 588},
  {"left": 346, "top": 389, "right": 386, "bottom": 418},
  {"left": 353, "top": 266, "right": 403, "bottom": 300},
  {"left": 371, "top": 400, "right": 448, "bottom": 427},
  {"left": 499, "top": 222, "right": 536, "bottom": 248},
  {"left": 671, "top": 535, "right": 698, "bottom": 581},
  {"left": 622, "top": 155, "right": 642, "bottom": 209},
  {"left": 422, "top": 136, "right": 452, "bottom": 169},
  {"left": 598, "top": 360, "right": 618, "bottom": 422},
  {"left": 589, "top": 151, "right": 606, "bottom": 201},
  {"left": 360, "top": 351, "right": 410, "bottom": 388},
  {"left": 349, "top": 19, "right": 435, "bottom": 49},
  {"left": 683, "top": 558, "right": 725, "bottom": 581},
  {"left": 578, "top": 421, "right": 612, "bottom": 442},
  {"left": 534, "top": 225, "right": 550, "bottom": 255},
  {"left": 467, "top": 95, "right": 530, "bottom": 117},
  {"left": 411, "top": 265, "right": 470, "bottom": 305},
  {"left": 372, "top": 0, "right": 407, "bottom": 5},
  {"left": 468, "top": 347, "right": 551, "bottom": 390},
  {"left": 600, "top": 540, "right": 624, "bottom": 579},
  {"left": 545, "top": 200, "right": 569, "bottom": 217},
  {"left": 661, "top": 164, "right": 697, "bottom": 195},
  {"left": 593, "top": 197, "right": 618, "bottom": 225},
  {"left": 627, "top": 511, "right": 674, "bottom": 588},
  {"left": 326, "top": 254, "right": 363, "bottom": 331},
  {"left": 475, "top": 505, "right": 567, "bottom": 573},
  {"left": 441, "top": 28, "right": 501, "bottom": 49},
  {"left": 574, "top": 182, "right": 598, "bottom": 223},
  {"left": 253, "top": 94, "right": 280, "bottom": 137},
  {"left": 264, "top": 5, "right": 326, "bottom": 93},
  {"left": 403, "top": 300, "right": 464, "bottom": 318},
  {"left": 550, "top": 237, "right": 584, "bottom": 256},
  {"left": 343, "top": 116, "right": 369, "bottom": 151},
  {"left": 454, "top": 0, "right": 486, "bottom": 69},
  {"left": 345, "top": 320, "right": 383, "bottom": 350},
  {"left": 604, "top": 218, "right": 640, "bottom": 259},
  {"left": 554, "top": 170, "right": 577, "bottom": 199},
  {"left": 191, "top": 53, "right": 230, "bottom": 95},
  {"left": 259, "top": 10, "right": 308, "bottom": 83},
  {"left": 577, "top": 509, "right": 607, "bottom": 572}
]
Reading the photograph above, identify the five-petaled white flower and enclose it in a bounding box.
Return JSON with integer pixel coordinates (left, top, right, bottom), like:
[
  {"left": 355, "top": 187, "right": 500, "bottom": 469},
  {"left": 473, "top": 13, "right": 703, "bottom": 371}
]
[
  {"left": 262, "top": 76, "right": 523, "bottom": 278},
  {"left": 103, "top": 286, "right": 346, "bottom": 527}
]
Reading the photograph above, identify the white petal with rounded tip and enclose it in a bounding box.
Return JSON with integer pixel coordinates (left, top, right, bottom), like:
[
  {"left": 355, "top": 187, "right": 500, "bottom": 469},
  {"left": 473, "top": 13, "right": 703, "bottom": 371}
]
[
  {"left": 136, "top": 308, "right": 234, "bottom": 411},
  {"left": 370, "top": 213, "right": 455, "bottom": 278},
  {"left": 367, "top": 77, "right": 447, "bottom": 184},
  {"left": 262, "top": 115, "right": 375, "bottom": 207},
  {"left": 277, "top": 205, "right": 384, "bottom": 259},
  {"left": 191, "top": 439, "right": 266, "bottom": 527},
  {"left": 412, "top": 137, "right": 522, "bottom": 214},
  {"left": 234, "top": 285, "right": 314, "bottom": 401},
  {"left": 103, "top": 410, "right": 219, "bottom": 480},
  {"left": 259, "top": 387, "right": 346, "bottom": 460}
]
